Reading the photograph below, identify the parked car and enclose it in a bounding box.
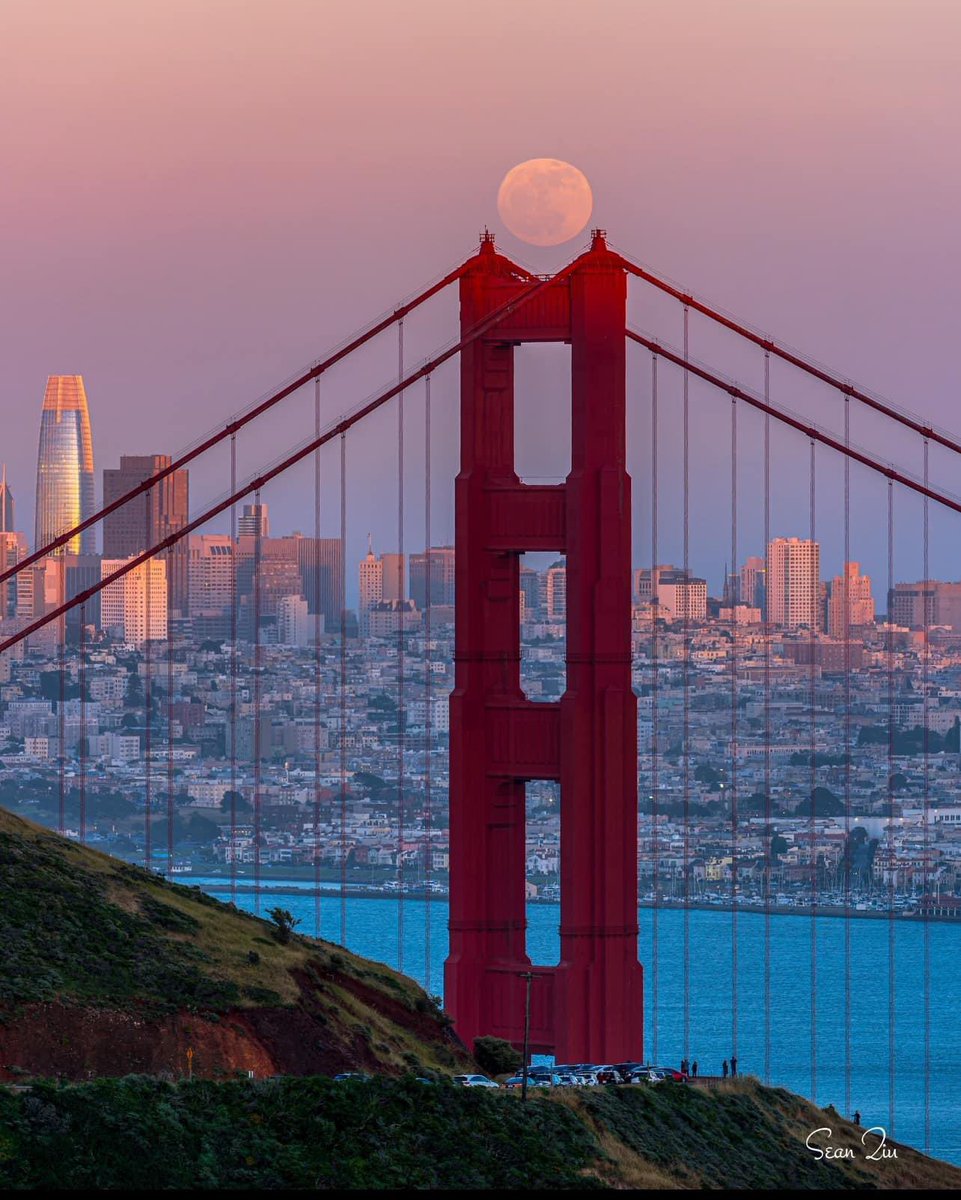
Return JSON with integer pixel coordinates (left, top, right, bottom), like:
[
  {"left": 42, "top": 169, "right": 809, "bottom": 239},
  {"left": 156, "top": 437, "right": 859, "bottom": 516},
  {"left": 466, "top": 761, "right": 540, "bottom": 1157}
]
[
  {"left": 628, "top": 1067, "right": 666, "bottom": 1084},
  {"left": 595, "top": 1066, "right": 625, "bottom": 1085},
  {"left": 613, "top": 1062, "right": 645, "bottom": 1079},
  {"left": 652, "top": 1066, "right": 689, "bottom": 1082},
  {"left": 333, "top": 1073, "right": 371, "bottom": 1082},
  {"left": 453, "top": 1074, "right": 500, "bottom": 1088},
  {"left": 504, "top": 1073, "right": 552, "bottom": 1089}
]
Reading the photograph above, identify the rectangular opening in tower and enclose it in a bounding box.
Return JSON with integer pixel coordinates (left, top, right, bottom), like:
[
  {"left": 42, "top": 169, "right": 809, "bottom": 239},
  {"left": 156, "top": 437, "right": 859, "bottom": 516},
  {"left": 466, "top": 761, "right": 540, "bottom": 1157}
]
[
  {"left": 514, "top": 344, "right": 571, "bottom": 484},
  {"left": 526, "top": 780, "right": 561, "bottom": 965},
  {"left": 519, "top": 552, "right": 566, "bottom": 701}
]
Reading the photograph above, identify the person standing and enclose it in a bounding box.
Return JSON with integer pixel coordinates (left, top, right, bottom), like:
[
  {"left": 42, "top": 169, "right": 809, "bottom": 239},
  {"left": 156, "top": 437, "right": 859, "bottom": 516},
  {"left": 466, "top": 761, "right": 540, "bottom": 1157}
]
[
  {"left": 722, "top": 1060, "right": 729, "bottom": 1078},
  {"left": 853, "top": 1110, "right": 861, "bottom": 1126},
  {"left": 681, "top": 1058, "right": 689, "bottom": 1076},
  {"left": 730, "top": 1055, "right": 738, "bottom": 1078},
  {"left": 691, "top": 1060, "right": 698, "bottom": 1078}
]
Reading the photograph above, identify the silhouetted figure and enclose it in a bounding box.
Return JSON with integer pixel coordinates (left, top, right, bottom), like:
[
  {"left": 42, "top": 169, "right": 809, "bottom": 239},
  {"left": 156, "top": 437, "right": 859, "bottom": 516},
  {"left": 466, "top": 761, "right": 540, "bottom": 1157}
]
[
  {"left": 853, "top": 1110, "right": 861, "bottom": 1126},
  {"left": 691, "top": 1060, "right": 698, "bottom": 1078},
  {"left": 730, "top": 1055, "right": 738, "bottom": 1077},
  {"left": 722, "top": 1060, "right": 729, "bottom": 1078},
  {"left": 681, "top": 1058, "right": 689, "bottom": 1075}
]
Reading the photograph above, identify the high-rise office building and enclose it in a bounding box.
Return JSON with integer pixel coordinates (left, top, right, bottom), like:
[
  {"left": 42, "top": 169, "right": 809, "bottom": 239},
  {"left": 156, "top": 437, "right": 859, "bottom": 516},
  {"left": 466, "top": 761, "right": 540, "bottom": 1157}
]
[
  {"left": 381, "top": 552, "right": 406, "bottom": 603},
  {"left": 827, "top": 562, "right": 874, "bottom": 637},
  {"left": 358, "top": 537, "right": 383, "bottom": 635},
  {"left": 291, "top": 534, "right": 342, "bottom": 629},
  {"left": 0, "top": 465, "right": 13, "bottom": 534},
  {"left": 410, "top": 546, "right": 455, "bottom": 609},
  {"left": 35, "top": 376, "right": 96, "bottom": 555},
  {"left": 188, "top": 535, "right": 234, "bottom": 616},
  {"left": 101, "top": 557, "right": 167, "bottom": 647},
  {"left": 0, "top": 531, "right": 27, "bottom": 621},
  {"left": 655, "top": 569, "right": 708, "bottom": 621},
  {"left": 739, "top": 555, "right": 766, "bottom": 613},
  {"left": 766, "top": 537, "right": 821, "bottom": 630},
  {"left": 889, "top": 580, "right": 961, "bottom": 630},
  {"left": 238, "top": 503, "right": 269, "bottom": 538},
  {"left": 102, "top": 455, "right": 189, "bottom": 616},
  {"left": 519, "top": 564, "right": 539, "bottom": 618},
  {"left": 546, "top": 561, "right": 567, "bottom": 621},
  {"left": 234, "top": 532, "right": 342, "bottom": 635}
]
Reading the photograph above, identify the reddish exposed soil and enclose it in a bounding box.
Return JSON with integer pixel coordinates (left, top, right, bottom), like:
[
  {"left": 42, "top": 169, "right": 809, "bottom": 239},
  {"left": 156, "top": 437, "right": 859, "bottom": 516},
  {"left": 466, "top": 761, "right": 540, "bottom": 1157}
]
[{"left": 0, "top": 967, "right": 465, "bottom": 1082}]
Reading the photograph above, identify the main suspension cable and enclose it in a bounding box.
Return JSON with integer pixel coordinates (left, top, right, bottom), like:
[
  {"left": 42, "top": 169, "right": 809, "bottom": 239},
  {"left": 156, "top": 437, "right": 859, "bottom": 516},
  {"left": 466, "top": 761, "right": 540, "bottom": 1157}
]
[{"left": 1, "top": 265, "right": 470, "bottom": 589}]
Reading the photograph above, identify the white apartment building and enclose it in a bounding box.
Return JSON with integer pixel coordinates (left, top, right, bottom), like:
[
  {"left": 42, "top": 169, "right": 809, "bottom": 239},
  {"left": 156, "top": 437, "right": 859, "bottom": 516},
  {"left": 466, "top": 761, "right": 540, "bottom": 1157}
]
[
  {"left": 101, "top": 557, "right": 168, "bottom": 647},
  {"left": 766, "top": 537, "right": 820, "bottom": 630}
]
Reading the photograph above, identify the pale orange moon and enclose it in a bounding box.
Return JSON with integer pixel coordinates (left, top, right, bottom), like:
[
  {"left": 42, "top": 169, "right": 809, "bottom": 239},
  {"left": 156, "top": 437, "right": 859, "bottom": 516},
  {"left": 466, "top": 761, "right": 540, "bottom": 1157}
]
[{"left": 496, "top": 159, "right": 593, "bottom": 247}]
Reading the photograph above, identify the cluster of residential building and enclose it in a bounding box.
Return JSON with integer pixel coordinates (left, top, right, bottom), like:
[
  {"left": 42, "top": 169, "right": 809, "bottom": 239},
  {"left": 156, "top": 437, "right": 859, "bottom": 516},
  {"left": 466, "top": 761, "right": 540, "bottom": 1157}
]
[{"left": 3, "top": 375, "right": 961, "bottom": 913}]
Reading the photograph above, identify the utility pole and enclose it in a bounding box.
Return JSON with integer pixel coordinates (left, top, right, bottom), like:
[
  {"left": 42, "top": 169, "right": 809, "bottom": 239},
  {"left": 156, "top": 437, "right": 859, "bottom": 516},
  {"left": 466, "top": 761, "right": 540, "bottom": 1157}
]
[{"left": 521, "top": 970, "right": 533, "bottom": 1102}]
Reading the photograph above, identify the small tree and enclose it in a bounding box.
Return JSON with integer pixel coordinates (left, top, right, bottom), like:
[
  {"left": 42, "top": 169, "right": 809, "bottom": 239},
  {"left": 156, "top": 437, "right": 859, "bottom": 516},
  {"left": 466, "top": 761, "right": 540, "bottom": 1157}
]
[
  {"left": 267, "top": 907, "right": 301, "bottom": 944},
  {"left": 474, "top": 1036, "right": 522, "bottom": 1077}
]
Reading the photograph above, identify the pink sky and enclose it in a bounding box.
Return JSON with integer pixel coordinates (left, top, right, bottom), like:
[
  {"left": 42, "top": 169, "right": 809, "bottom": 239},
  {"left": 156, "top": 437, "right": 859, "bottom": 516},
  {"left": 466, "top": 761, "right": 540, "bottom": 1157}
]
[{"left": 2, "top": 0, "right": 961, "bottom": 590}]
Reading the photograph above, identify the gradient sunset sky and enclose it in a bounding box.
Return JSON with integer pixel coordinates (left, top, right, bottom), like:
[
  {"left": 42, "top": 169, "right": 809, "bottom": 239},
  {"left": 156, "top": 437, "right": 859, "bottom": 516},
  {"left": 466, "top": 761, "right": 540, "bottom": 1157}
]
[{"left": 3, "top": 0, "right": 961, "bottom": 592}]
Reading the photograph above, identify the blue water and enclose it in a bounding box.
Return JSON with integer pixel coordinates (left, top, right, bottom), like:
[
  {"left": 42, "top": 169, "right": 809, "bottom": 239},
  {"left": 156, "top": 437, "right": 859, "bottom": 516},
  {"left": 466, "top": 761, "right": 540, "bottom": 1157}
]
[{"left": 193, "top": 878, "right": 960, "bottom": 1165}]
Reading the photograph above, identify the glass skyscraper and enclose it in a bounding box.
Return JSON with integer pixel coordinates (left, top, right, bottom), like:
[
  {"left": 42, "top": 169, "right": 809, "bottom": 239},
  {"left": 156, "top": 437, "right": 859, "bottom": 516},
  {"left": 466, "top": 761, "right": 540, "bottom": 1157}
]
[{"left": 35, "top": 375, "right": 95, "bottom": 555}]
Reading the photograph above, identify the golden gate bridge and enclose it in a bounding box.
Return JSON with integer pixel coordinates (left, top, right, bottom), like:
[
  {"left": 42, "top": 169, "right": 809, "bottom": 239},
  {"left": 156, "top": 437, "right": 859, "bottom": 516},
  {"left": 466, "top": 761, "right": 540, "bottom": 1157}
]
[{"left": 1, "top": 228, "right": 954, "bottom": 1148}]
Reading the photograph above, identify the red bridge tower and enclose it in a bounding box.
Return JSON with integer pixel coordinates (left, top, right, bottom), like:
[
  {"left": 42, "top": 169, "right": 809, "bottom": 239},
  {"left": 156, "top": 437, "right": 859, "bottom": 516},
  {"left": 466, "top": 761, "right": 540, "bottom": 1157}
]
[{"left": 445, "top": 230, "right": 643, "bottom": 1063}]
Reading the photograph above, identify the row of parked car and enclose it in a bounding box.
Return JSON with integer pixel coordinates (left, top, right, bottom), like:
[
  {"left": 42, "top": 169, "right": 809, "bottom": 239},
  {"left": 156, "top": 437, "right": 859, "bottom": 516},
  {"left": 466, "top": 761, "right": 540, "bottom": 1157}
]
[{"left": 454, "top": 1063, "right": 689, "bottom": 1089}]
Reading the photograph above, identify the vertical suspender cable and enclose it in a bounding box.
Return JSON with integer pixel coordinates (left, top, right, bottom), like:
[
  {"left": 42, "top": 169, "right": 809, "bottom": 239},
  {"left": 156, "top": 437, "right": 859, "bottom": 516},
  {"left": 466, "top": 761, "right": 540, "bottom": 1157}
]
[
  {"left": 887, "top": 478, "right": 896, "bottom": 1134},
  {"left": 650, "top": 350, "right": 659, "bottom": 1065},
  {"left": 314, "top": 378, "right": 323, "bottom": 939},
  {"left": 229, "top": 433, "right": 238, "bottom": 906},
  {"left": 730, "top": 394, "right": 739, "bottom": 1067},
  {"left": 763, "top": 352, "right": 772, "bottom": 1084},
  {"left": 340, "top": 431, "right": 348, "bottom": 946},
  {"left": 253, "top": 488, "right": 263, "bottom": 916},
  {"left": 844, "top": 397, "right": 853, "bottom": 1119},
  {"left": 79, "top": 605, "right": 87, "bottom": 845},
  {"left": 682, "top": 306, "right": 691, "bottom": 1063},
  {"left": 424, "top": 372, "right": 433, "bottom": 992},
  {"left": 58, "top": 612, "right": 66, "bottom": 835},
  {"left": 397, "top": 318, "right": 406, "bottom": 972},
  {"left": 922, "top": 437, "right": 931, "bottom": 1154},
  {"left": 809, "top": 436, "right": 818, "bottom": 1104},
  {"left": 167, "top": 560, "right": 175, "bottom": 877},
  {"left": 144, "top": 494, "right": 152, "bottom": 868}
]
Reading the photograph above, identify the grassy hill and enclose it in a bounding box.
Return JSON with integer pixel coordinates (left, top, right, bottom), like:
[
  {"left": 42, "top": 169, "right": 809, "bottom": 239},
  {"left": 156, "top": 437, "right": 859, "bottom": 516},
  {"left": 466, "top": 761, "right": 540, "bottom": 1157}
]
[
  {"left": 3, "top": 807, "right": 959, "bottom": 1189},
  {"left": 1, "top": 1075, "right": 959, "bottom": 1190},
  {"left": 0, "top": 807, "right": 468, "bottom": 1080}
]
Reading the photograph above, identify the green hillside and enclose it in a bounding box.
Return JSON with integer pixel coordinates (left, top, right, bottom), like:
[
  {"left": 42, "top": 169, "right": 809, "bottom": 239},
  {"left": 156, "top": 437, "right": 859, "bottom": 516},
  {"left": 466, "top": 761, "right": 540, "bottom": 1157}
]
[
  {"left": 1, "top": 1075, "right": 959, "bottom": 1190},
  {"left": 0, "top": 807, "right": 467, "bottom": 1079}
]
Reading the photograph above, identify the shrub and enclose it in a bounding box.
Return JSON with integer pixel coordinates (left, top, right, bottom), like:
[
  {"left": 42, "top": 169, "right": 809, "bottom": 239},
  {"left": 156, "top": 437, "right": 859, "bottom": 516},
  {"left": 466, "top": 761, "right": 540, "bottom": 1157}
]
[{"left": 473, "top": 1036, "right": 522, "bottom": 1077}]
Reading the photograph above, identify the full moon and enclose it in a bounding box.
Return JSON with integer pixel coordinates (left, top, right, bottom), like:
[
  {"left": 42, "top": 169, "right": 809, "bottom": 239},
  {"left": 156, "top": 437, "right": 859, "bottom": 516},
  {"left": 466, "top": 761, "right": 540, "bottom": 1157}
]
[{"left": 496, "top": 158, "right": 593, "bottom": 247}]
